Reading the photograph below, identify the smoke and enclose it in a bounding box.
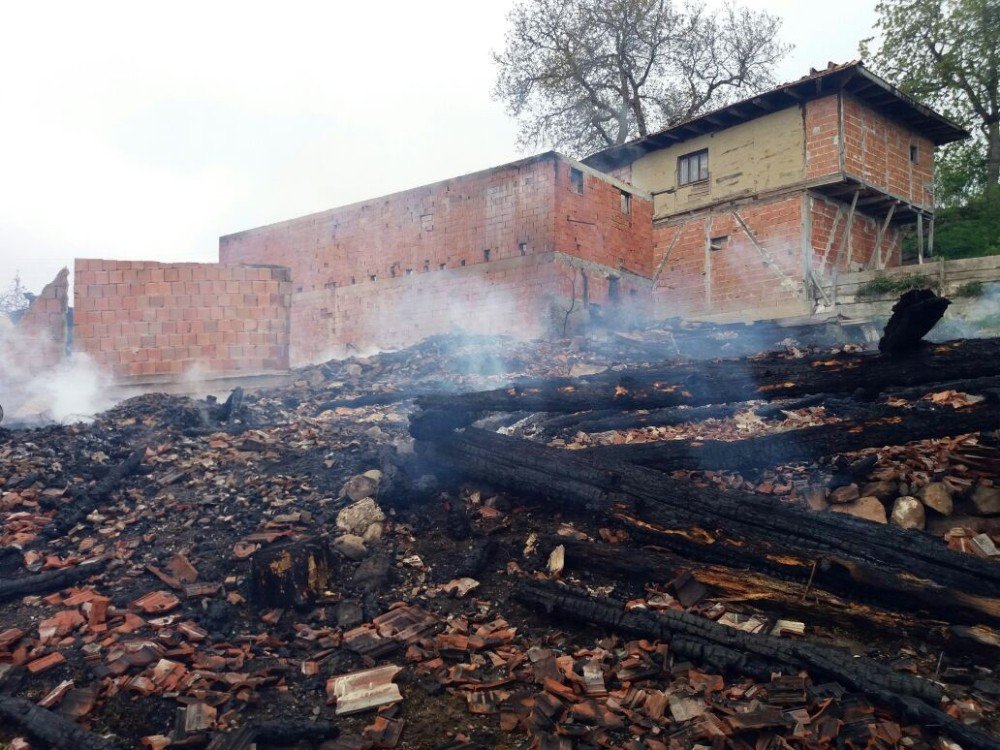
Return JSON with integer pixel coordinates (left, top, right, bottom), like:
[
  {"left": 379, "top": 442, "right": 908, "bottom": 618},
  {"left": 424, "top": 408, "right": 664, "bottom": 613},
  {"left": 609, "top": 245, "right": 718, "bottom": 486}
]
[{"left": 0, "top": 317, "right": 115, "bottom": 427}]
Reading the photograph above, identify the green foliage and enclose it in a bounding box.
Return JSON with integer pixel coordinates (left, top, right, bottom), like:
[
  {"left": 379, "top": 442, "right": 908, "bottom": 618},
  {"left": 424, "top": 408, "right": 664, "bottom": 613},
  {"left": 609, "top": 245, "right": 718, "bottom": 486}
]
[
  {"left": 856, "top": 273, "right": 938, "bottom": 299},
  {"left": 932, "top": 188, "right": 1000, "bottom": 259},
  {"left": 953, "top": 280, "right": 984, "bottom": 297}
]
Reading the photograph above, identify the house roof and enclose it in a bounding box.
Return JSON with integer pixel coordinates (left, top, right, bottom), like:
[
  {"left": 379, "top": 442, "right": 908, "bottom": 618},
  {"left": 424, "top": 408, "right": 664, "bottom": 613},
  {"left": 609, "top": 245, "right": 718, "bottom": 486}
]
[{"left": 583, "top": 61, "right": 969, "bottom": 172}]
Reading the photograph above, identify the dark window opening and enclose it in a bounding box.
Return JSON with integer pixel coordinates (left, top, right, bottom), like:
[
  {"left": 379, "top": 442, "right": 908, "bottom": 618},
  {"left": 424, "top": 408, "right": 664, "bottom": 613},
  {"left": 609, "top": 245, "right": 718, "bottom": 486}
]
[
  {"left": 460, "top": 259, "right": 466, "bottom": 266},
  {"left": 678, "top": 149, "right": 709, "bottom": 186},
  {"left": 519, "top": 242, "right": 527, "bottom": 256},
  {"left": 570, "top": 167, "right": 584, "bottom": 194},
  {"left": 909, "top": 144, "right": 919, "bottom": 163},
  {"left": 620, "top": 190, "right": 631, "bottom": 214},
  {"left": 439, "top": 263, "right": 446, "bottom": 270},
  {"left": 351, "top": 276, "right": 356, "bottom": 285},
  {"left": 423, "top": 260, "right": 430, "bottom": 272},
  {"left": 483, "top": 248, "right": 491, "bottom": 262},
  {"left": 406, "top": 268, "right": 413, "bottom": 275},
  {"left": 369, "top": 274, "right": 377, "bottom": 282},
  {"left": 608, "top": 276, "right": 620, "bottom": 303},
  {"left": 710, "top": 235, "right": 729, "bottom": 251}
]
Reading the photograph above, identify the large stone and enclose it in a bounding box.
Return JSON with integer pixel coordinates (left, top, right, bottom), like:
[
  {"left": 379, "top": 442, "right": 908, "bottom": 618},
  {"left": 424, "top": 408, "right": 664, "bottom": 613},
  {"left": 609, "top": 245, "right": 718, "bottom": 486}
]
[
  {"left": 829, "top": 484, "right": 859, "bottom": 504},
  {"left": 860, "top": 481, "right": 898, "bottom": 502},
  {"left": 830, "top": 496, "right": 887, "bottom": 524},
  {"left": 890, "top": 496, "right": 925, "bottom": 530},
  {"left": 803, "top": 485, "right": 828, "bottom": 512},
  {"left": 342, "top": 473, "right": 380, "bottom": 502},
  {"left": 333, "top": 534, "right": 368, "bottom": 561},
  {"left": 971, "top": 485, "right": 1000, "bottom": 516},
  {"left": 337, "top": 497, "right": 386, "bottom": 535},
  {"left": 919, "top": 482, "right": 953, "bottom": 516}
]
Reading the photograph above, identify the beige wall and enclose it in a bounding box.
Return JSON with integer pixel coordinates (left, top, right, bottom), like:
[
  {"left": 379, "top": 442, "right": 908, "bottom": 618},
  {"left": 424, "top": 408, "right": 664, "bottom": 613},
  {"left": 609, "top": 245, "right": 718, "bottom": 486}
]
[{"left": 630, "top": 106, "right": 806, "bottom": 219}]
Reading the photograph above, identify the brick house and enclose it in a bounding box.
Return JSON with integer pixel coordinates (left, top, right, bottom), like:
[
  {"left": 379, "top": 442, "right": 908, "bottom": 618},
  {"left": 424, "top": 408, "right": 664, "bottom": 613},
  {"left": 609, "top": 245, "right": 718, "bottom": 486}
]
[{"left": 72, "top": 62, "right": 965, "bottom": 380}]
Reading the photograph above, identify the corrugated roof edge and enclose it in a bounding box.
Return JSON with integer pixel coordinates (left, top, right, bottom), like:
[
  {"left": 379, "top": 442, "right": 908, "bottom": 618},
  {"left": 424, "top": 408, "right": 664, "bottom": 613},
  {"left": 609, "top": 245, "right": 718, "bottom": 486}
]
[{"left": 582, "top": 61, "right": 969, "bottom": 172}]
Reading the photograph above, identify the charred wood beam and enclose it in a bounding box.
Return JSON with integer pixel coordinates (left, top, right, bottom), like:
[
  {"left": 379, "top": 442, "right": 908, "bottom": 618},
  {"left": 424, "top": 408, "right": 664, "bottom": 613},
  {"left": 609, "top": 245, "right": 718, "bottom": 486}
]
[
  {"left": 879, "top": 289, "right": 951, "bottom": 354},
  {"left": 882, "top": 375, "right": 1000, "bottom": 401},
  {"left": 39, "top": 448, "right": 145, "bottom": 542},
  {"left": 515, "top": 580, "right": 999, "bottom": 750},
  {"left": 417, "top": 428, "right": 1000, "bottom": 621},
  {"left": 585, "top": 402, "right": 997, "bottom": 472},
  {"left": 413, "top": 338, "right": 1000, "bottom": 428},
  {"left": 0, "top": 695, "right": 114, "bottom": 750},
  {"left": 206, "top": 719, "right": 338, "bottom": 750},
  {"left": 0, "top": 560, "right": 108, "bottom": 604}
]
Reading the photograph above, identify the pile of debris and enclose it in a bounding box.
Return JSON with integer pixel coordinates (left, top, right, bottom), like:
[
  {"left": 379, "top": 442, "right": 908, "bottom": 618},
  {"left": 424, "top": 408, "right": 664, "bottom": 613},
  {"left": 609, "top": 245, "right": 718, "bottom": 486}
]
[{"left": 0, "top": 294, "right": 998, "bottom": 749}]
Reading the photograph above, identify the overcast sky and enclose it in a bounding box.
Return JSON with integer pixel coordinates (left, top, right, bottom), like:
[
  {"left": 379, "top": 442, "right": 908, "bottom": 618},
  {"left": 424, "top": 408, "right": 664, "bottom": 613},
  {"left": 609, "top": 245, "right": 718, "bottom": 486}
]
[{"left": 0, "top": 0, "right": 878, "bottom": 292}]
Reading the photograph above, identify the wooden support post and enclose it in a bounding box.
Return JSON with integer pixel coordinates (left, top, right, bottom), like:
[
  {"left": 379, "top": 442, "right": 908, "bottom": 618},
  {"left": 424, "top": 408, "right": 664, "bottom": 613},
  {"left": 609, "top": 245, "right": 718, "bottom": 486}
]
[
  {"left": 928, "top": 214, "right": 935, "bottom": 258},
  {"left": 731, "top": 211, "right": 802, "bottom": 297},
  {"left": 649, "top": 226, "right": 682, "bottom": 289},
  {"left": 832, "top": 190, "right": 860, "bottom": 271},
  {"left": 917, "top": 213, "right": 925, "bottom": 264},
  {"left": 703, "top": 217, "right": 713, "bottom": 311},
  {"left": 868, "top": 203, "right": 896, "bottom": 271}
]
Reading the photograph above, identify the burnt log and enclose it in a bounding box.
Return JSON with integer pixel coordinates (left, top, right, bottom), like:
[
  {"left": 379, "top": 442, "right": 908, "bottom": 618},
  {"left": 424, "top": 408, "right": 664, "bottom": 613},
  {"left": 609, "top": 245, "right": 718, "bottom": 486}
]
[
  {"left": 879, "top": 289, "right": 951, "bottom": 355},
  {"left": 0, "top": 559, "right": 107, "bottom": 604},
  {"left": 414, "top": 338, "right": 1000, "bottom": 427},
  {"left": 249, "top": 539, "right": 334, "bottom": 609},
  {"left": 515, "top": 580, "right": 999, "bottom": 750},
  {"left": 416, "top": 427, "right": 1000, "bottom": 621},
  {"left": 0, "top": 695, "right": 114, "bottom": 750},
  {"left": 586, "top": 401, "right": 997, "bottom": 472}
]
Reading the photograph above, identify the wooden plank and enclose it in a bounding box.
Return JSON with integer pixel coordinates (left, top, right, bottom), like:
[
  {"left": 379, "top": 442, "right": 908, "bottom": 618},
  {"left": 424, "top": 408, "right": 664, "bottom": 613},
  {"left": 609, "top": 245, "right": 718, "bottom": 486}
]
[{"left": 869, "top": 202, "right": 896, "bottom": 270}]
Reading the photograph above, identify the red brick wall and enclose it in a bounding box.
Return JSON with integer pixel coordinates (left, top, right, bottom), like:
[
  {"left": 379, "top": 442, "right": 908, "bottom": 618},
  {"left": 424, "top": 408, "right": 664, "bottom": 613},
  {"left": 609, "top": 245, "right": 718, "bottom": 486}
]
[
  {"left": 219, "top": 154, "right": 560, "bottom": 294},
  {"left": 810, "top": 195, "right": 902, "bottom": 273},
  {"left": 288, "top": 253, "right": 649, "bottom": 364},
  {"left": 74, "top": 260, "right": 291, "bottom": 379},
  {"left": 651, "top": 195, "right": 807, "bottom": 319},
  {"left": 841, "top": 94, "right": 934, "bottom": 207},
  {"left": 805, "top": 95, "right": 841, "bottom": 179},
  {"left": 10, "top": 268, "right": 69, "bottom": 373},
  {"left": 554, "top": 162, "right": 654, "bottom": 277}
]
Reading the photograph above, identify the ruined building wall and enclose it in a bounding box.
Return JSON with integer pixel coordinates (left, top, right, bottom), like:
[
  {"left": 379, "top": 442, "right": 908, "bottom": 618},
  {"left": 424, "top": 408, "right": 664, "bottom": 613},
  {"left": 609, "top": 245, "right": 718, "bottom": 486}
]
[
  {"left": 8, "top": 268, "right": 69, "bottom": 374},
  {"left": 74, "top": 260, "right": 291, "bottom": 379}
]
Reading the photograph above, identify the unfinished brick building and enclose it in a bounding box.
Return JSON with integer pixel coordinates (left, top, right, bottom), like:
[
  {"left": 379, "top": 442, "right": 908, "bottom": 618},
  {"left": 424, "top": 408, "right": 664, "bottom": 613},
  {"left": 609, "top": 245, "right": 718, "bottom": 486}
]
[{"left": 70, "top": 62, "right": 965, "bottom": 381}]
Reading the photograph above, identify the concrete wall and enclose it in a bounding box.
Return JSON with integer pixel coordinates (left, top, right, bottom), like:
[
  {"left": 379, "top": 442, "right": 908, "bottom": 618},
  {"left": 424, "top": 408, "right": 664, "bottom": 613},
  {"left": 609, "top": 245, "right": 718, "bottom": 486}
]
[
  {"left": 629, "top": 106, "right": 806, "bottom": 218},
  {"left": 74, "top": 260, "right": 292, "bottom": 380}
]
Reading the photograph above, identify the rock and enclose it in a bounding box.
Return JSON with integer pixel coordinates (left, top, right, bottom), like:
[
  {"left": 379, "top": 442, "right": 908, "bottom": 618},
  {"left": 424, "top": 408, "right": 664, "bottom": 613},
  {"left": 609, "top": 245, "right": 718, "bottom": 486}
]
[
  {"left": 829, "top": 484, "right": 859, "bottom": 504},
  {"left": 342, "top": 474, "right": 379, "bottom": 502},
  {"left": 362, "top": 469, "right": 384, "bottom": 483},
  {"left": 831, "top": 496, "right": 887, "bottom": 524},
  {"left": 971, "top": 485, "right": 1000, "bottom": 515},
  {"left": 333, "top": 534, "right": 368, "bottom": 561},
  {"left": 336, "top": 600, "right": 364, "bottom": 628},
  {"left": 890, "top": 496, "right": 925, "bottom": 530},
  {"left": 804, "top": 484, "right": 828, "bottom": 511},
  {"left": 860, "top": 481, "right": 898, "bottom": 502},
  {"left": 352, "top": 554, "right": 391, "bottom": 591},
  {"left": 337, "top": 497, "right": 386, "bottom": 535},
  {"left": 919, "top": 482, "right": 954, "bottom": 516},
  {"left": 362, "top": 522, "right": 383, "bottom": 543}
]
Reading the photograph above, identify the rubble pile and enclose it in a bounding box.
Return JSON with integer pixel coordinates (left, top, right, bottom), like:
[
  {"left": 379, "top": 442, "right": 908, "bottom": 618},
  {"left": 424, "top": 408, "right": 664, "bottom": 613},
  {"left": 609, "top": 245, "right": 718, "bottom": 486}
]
[{"left": 0, "top": 318, "right": 998, "bottom": 749}]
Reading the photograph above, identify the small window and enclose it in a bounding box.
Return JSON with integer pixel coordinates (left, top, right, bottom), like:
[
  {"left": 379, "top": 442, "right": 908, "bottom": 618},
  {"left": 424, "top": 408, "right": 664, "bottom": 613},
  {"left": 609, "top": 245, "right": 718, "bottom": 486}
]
[
  {"left": 483, "top": 248, "right": 491, "bottom": 262},
  {"left": 369, "top": 274, "right": 377, "bottom": 282},
  {"left": 710, "top": 235, "right": 728, "bottom": 251},
  {"left": 460, "top": 259, "right": 466, "bottom": 266},
  {"left": 439, "top": 263, "right": 446, "bottom": 270},
  {"left": 519, "top": 242, "right": 528, "bottom": 256},
  {"left": 678, "top": 149, "right": 709, "bottom": 186},
  {"left": 909, "top": 144, "right": 919, "bottom": 163},
  {"left": 405, "top": 268, "right": 413, "bottom": 275},
  {"left": 620, "top": 190, "right": 631, "bottom": 214},
  {"left": 423, "top": 260, "right": 430, "bottom": 272},
  {"left": 570, "top": 167, "right": 584, "bottom": 194}
]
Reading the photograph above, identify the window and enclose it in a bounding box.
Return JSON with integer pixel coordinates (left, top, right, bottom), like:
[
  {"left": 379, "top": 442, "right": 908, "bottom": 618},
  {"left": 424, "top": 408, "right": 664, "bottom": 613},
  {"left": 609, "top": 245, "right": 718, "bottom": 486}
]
[
  {"left": 483, "top": 248, "right": 491, "bottom": 261},
  {"left": 519, "top": 242, "right": 528, "bottom": 256},
  {"left": 710, "top": 235, "right": 728, "bottom": 251},
  {"left": 909, "top": 144, "right": 919, "bottom": 163},
  {"left": 678, "top": 149, "right": 709, "bottom": 186},
  {"left": 620, "top": 190, "right": 631, "bottom": 214},
  {"left": 570, "top": 167, "right": 584, "bottom": 194}
]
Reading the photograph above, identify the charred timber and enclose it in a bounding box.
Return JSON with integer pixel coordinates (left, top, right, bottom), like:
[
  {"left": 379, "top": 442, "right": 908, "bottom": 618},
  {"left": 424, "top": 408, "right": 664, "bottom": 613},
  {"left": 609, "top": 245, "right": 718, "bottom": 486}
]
[
  {"left": 0, "top": 560, "right": 107, "bottom": 604},
  {"left": 515, "top": 580, "right": 999, "bottom": 750},
  {"left": 586, "top": 402, "right": 997, "bottom": 472},
  {"left": 879, "top": 289, "right": 951, "bottom": 355},
  {"left": 417, "top": 428, "right": 1000, "bottom": 622},
  {"left": 413, "top": 338, "right": 1000, "bottom": 430},
  {"left": 0, "top": 695, "right": 114, "bottom": 750}
]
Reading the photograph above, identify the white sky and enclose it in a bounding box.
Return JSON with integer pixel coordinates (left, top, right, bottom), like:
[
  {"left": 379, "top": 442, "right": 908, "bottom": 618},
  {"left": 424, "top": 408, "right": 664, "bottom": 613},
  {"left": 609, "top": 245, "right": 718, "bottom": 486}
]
[{"left": 0, "top": 0, "right": 877, "bottom": 292}]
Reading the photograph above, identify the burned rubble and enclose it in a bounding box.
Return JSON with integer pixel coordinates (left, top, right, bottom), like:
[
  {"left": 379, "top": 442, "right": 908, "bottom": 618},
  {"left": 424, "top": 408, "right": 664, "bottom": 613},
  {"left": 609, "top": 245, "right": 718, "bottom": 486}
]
[{"left": 0, "top": 304, "right": 999, "bottom": 750}]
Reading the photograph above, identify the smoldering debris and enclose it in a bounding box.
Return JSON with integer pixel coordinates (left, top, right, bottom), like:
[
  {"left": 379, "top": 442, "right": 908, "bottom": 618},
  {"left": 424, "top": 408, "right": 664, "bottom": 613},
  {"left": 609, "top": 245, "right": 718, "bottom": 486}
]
[{"left": 0, "top": 320, "right": 998, "bottom": 750}]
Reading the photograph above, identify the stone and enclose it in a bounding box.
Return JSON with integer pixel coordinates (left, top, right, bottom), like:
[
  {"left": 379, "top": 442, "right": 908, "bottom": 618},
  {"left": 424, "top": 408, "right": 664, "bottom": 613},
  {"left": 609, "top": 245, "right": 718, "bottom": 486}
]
[
  {"left": 830, "top": 496, "right": 887, "bottom": 524},
  {"left": 919, "top": 482, "right": 953, "bottom": 516},
  {"left": 362, "top": 522, "right": 383, "bottom": 543},
  {"left": 337, "top": 497, "right": 386, "bottom": 535},
  {"left": 362, "top": 469, "right": 384, "bottom": 483},
  {"left": 803, "top": 484, "right": 828, "bottom": 511},
  {"left": 829, "top": 484, "right": 859, "bottom": 504},
  {"left": 336, "top": 600, "right": 364, "bottom": 629},
  {"left": 890, "top": 496, "right": 925, "bottom": 530},
  {"left": 342, "top": 474, "right": 379, "bottom": 502},
  {"left": 860, "top": 481, "right": 898, "bottom": 502},
  {"left": 333, "top": 535, "right": 368, "bottom": 561},
  {"left": 971, "top": 485, "right": 1000, "bottom": 515},
  {"left": 353, "top": 554, "right": 391, "bottom": 591}
]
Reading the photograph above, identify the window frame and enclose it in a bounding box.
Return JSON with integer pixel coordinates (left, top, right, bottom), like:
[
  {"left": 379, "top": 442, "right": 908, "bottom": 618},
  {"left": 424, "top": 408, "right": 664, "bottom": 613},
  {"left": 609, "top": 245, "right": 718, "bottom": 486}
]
[
  {"left": 678, "top": 148, "right": 710, "bottom": 187},
  {"left": 619, "top": 190, "right": 631, "bottom": 215},
  {"left": 569, "top": 167, "right": 584, "bottom": 194}
]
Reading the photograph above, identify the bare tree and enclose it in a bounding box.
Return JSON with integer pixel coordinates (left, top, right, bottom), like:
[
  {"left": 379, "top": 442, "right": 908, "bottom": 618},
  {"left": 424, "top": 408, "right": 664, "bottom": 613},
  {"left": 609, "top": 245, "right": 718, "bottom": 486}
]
[
  {"left": 492, "top": 0, "right": 790, "bottom": 156},
  {"left": 0, "top": 273, "right": 32, "bottom": 321}
]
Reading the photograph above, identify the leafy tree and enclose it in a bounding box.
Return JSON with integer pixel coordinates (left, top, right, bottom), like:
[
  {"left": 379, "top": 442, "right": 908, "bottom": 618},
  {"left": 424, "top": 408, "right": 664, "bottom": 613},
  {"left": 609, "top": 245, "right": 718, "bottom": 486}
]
[
  {"left": 861, "top": 0, "right": 1000, "bottom": 199},
  {"left": 492, "top": 0, "right": 790, "bottom": 156}
]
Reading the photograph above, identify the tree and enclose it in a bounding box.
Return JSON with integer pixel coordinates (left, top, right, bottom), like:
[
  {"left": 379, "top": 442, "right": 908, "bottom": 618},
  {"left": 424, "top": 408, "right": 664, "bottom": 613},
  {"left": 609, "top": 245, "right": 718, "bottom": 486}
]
[
  {"left": 0, "top": 273, "right": 32, "bottom": 322},
  {"left": 492, "top": 0, "right": 790, "bottom": 157},
  {"left": 861, "top": 0, "right": 1000, "bottom": 198}
]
